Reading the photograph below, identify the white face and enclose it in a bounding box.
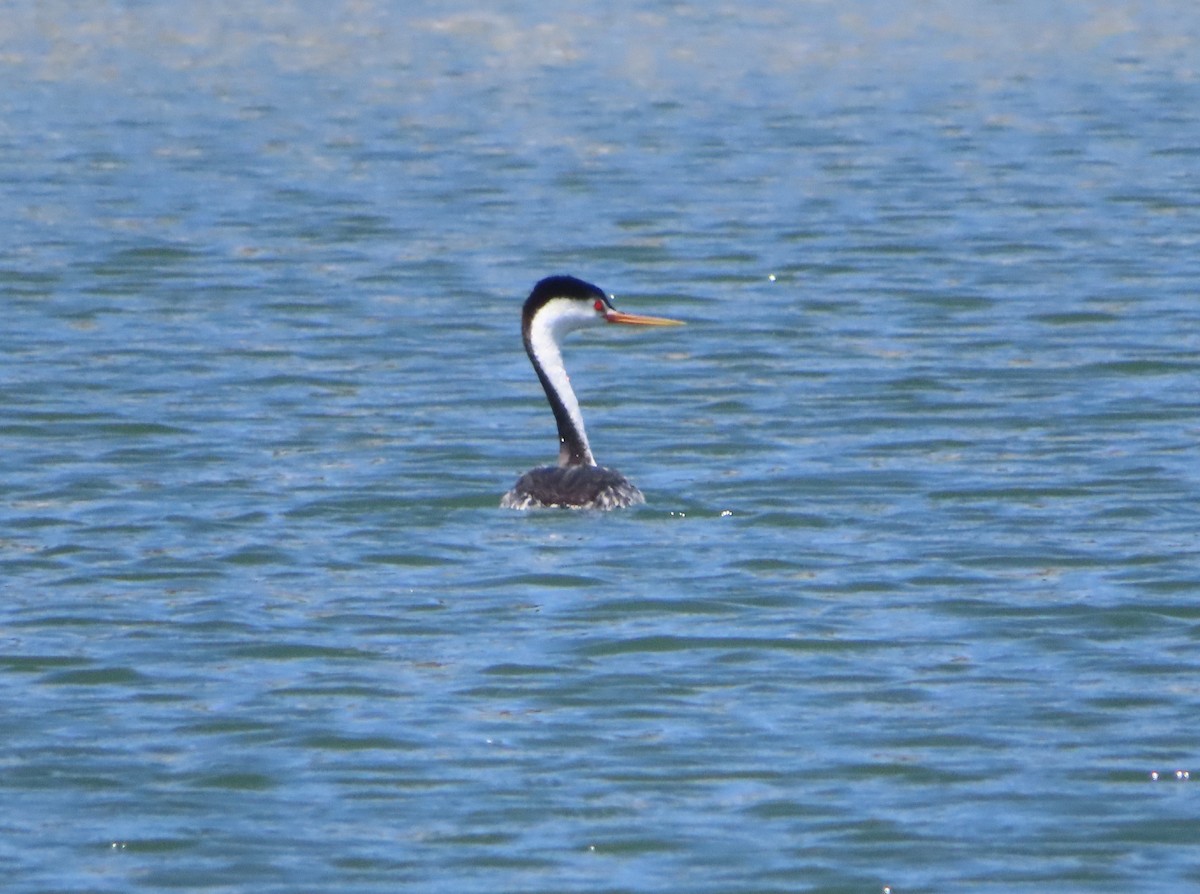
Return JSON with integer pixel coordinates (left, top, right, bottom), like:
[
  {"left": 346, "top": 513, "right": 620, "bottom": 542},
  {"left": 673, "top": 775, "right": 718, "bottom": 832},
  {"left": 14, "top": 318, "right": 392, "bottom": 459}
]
[{"left": 537, "top": 296, "right": 607, "bottom": 343}]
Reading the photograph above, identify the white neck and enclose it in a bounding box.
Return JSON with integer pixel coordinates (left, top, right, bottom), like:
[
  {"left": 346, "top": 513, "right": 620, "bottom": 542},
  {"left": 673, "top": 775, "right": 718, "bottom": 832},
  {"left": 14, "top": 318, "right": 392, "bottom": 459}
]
[{"left": 527, "top": 299, "right": 598, "bottom": 466}]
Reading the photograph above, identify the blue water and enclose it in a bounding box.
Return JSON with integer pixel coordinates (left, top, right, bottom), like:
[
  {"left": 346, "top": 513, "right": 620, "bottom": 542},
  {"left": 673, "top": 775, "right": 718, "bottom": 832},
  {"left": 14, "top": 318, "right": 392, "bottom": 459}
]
[{"left": 3, "top": 2, "right": 1200, "bottom": 892}]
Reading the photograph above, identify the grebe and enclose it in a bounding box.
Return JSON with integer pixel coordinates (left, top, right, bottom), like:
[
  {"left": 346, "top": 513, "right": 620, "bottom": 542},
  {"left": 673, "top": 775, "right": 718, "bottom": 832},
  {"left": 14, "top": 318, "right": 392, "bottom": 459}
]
[{"left": 501, "top": 275, "right": 683, "bottom": 510}]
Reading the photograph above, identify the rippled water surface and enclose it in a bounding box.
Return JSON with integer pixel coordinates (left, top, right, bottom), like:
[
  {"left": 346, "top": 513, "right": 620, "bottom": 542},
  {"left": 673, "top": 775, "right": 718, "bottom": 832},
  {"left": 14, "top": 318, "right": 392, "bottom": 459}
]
[{"left": 3, "top": 2, "right": 1200, "bottom": 892}]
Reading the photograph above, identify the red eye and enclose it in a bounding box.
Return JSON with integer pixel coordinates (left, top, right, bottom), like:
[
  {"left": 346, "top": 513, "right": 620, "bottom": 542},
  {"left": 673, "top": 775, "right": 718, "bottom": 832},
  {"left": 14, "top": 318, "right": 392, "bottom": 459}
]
[{"left": 594, "top": 299, "right": 604, "bottom": 312}]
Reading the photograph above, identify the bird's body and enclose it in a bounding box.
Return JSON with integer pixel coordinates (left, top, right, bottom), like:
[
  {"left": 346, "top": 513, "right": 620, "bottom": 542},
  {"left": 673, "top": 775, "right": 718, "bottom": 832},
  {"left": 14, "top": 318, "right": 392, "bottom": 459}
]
[
  {"left": 501, "top": 463, "right": 644, "bottom": 511},
  {"left": 501, "top": 275, "right": 683, "bottom": 511}
]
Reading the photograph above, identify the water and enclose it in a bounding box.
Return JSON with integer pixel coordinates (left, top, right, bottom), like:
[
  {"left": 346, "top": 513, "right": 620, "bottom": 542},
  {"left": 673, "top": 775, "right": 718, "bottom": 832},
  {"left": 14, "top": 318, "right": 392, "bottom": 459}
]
[{"left": 3, "top": 2, "right": 1200, "bottom": 891}]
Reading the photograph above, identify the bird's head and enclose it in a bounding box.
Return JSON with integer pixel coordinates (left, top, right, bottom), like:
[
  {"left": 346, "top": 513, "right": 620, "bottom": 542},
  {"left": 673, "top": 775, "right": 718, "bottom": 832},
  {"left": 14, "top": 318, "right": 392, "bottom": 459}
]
[{"left": 523, "top": 275, "right": 684, "bottom": 342}]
